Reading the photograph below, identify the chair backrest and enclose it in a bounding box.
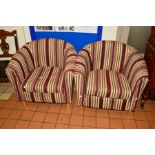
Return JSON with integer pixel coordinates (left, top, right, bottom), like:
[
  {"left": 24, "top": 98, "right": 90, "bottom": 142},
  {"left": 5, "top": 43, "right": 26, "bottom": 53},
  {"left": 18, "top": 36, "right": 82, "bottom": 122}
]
[
  {"left": 81, "top": 40, "right": 138, "bottom": 73},
  {"left": 28, "top": 38, "right": 74, "bottom": 68}
]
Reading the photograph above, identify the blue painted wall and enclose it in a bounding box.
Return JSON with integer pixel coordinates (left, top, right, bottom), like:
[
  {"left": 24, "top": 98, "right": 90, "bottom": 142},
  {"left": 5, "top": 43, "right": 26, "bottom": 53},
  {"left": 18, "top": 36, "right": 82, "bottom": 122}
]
[{"left": 29, "top": 26, "right": 103, "bottom": 52}]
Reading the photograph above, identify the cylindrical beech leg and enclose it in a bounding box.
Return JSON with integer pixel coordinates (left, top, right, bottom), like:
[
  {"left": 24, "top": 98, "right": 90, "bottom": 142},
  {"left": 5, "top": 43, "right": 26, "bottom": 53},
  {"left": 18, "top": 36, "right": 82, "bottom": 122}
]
[
  {"left": 22, "top": 101, "right": 26, "bottom": 107},
  {"left": 67, "top": 103, "right": 70, "bottom": 109}
]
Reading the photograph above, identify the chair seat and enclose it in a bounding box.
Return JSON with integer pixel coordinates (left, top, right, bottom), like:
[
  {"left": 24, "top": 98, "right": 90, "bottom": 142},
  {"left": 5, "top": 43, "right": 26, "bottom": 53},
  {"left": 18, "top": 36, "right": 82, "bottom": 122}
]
[
  {"left": 22, "top": 66, "right": 64, "bottom": 93},
  {"left": 86, "top": 70, "right": 131, "bottom": 99}
]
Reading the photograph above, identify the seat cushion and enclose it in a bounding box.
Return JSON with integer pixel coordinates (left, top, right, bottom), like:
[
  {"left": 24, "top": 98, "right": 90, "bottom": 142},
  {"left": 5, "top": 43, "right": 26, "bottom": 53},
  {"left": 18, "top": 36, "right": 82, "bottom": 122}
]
[
  {"left": 22, "top": 66, "right": 64, "bottom": 93},
  {"left": 86, "top": 70, "right": 131, "bottom": 99}
]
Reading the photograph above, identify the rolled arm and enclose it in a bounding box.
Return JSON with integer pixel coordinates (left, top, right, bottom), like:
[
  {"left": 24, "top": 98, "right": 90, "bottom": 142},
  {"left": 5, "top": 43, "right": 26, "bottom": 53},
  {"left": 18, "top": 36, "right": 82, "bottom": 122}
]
[
  {"left": 63, "top": 47, "right": 77, "bottom": 73},
  {"left": 123, "top": 53, "right": 149, "bottom": 101},
  {"left": 63, "top": 47, "right": 77, "bottom": 103},
  {"left": 6, "top": 46, "right": 34, "bottom": 101},
  {"left": 75, "top": 50, "right": 92, "bottom": 82},
  {"left": 74, "top": 50, "right": 92, "bottom": 105}
]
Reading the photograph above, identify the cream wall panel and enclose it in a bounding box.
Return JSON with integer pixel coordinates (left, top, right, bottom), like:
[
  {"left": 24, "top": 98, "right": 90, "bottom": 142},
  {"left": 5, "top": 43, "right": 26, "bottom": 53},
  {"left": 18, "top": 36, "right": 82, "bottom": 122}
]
[
  {"left": 22, "top": 26, "right": 31, "bottom": 43},
  {"left": 116, "top": 26, "right": 130, "bottom": 43},
  {"left": 102, "top": 26, "right": 118, "bottom": 40}
]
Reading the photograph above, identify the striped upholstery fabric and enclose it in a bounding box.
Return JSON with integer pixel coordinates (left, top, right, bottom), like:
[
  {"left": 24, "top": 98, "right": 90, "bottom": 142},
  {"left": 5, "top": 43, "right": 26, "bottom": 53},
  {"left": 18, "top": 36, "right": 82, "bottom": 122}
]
[
  {"left": 75, "top": 40, "right": 149, "bottom": 111},
  {"left": 84, "top": 95, "right": 135, "bottom": 111},
  {"left": 87, "top": 41, "right": 128, "bottom": 72},
  {"left": 22, "top": 66, "right": 64, "bottom": 93},
  {"left": 29, "top": 38, "right": 72, "bottom": 68},
  {"left": 23, "top": 92, "right": 66, "bottom": 103},
  {"left": 87, "top": 70, "right": 131, "bottom": 99},
  {"left": 6, "top": 38, "right": 77, "bottom": 104}
]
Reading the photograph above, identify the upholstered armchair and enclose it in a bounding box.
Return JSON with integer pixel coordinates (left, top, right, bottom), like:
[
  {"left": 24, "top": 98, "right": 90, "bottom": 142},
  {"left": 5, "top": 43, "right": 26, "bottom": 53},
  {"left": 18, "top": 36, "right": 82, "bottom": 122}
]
[
  {"left": 74, "top": 40, "right": 149, "bottom": 111},
  {"left": 6, "top": 38, "right": 77, "bottom": 104}
]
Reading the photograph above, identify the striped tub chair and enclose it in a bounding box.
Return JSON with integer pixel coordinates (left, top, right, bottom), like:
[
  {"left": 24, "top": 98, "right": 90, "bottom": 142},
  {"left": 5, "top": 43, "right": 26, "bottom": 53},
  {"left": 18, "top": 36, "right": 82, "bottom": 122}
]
[
  {"left": 74, "top": 40, "right": 149, "bottom": 111},
  {"left": 6, "top": 38, "right": 77, "bottom": 104}
]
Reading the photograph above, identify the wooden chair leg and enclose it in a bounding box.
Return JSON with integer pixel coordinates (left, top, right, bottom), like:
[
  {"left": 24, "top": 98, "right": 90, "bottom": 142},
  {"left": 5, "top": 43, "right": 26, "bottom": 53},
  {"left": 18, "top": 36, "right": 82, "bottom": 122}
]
[
  {"left": 22, "top": 101, "right": 26, "bottom": 107},
  {"left": 76, "top": 95, "right": 82, "bottom": 106},
  {"left": 141, "top": 99, "right": 145, "bottom": 109},
  {"left": 67, "top": 103, "right": 70, "bottom": 109}
]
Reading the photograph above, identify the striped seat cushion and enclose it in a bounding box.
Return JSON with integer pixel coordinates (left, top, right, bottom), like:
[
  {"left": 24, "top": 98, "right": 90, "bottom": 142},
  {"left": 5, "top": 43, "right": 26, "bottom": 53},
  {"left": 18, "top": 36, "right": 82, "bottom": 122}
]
[
  {"left": 86, "top": 70, "right": 131, "bottom": 99},
  {"left": 22, "top": 66, "right": 64, "bottom": 93}
]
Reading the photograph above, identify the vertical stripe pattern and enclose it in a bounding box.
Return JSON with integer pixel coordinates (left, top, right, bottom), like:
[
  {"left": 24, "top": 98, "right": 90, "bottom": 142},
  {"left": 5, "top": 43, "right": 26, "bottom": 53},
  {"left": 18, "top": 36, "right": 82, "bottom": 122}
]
[
  {"left": 6, "top": 38, "right": 77, "bottom": 104},
  {"left": 75, "top": 40, "right": 149, "bottom": 111}
]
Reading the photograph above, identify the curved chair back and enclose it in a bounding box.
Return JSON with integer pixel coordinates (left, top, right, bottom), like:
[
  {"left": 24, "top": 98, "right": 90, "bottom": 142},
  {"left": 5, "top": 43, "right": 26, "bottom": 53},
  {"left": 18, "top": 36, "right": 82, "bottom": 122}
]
[
  {"left": 27, "top": 38, "right": 74, "bottom": 68},
  {"left": 81, "top": 40, "right": 138, "bottom": 73}
]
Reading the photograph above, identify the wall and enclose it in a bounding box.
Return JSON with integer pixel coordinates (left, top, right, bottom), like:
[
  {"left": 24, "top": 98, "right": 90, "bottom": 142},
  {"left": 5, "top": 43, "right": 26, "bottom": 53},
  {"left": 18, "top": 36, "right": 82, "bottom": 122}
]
[
  {"left": 116, "top": 26, "right": 130, "bottom": 43},
  {"left": 30, "top": 26, "right": 124, "bottom": 43},
  {"left": 0, "top": 26, "right": 129, "bottom": 60},
  {"left": 30, "top": 26, "right": 102, "bottom": 52},
  {"left": 102, "top": 26, "right": 130, "bottom": 43},
  {"left": 102, "top": 26, "right": 118, "bottom": 40},
  {"left": 128, "top": 26, "right": 151, "bottom": 53}
]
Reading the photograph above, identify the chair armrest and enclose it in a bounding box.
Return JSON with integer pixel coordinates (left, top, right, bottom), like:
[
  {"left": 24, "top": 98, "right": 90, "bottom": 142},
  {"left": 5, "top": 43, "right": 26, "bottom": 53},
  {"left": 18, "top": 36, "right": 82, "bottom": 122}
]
[
  {"left": 63, "top": 47, "right": 77, "bottom": 103},
  {"left": 75, "top": 49, "right": 92, "bottom": 82},
  {"left": 123, "top": 53, "right": 149, "bottom": 100},
  {"left": 74, "top": 50, "right": 92, "bottom": 105},
  {"left": 63, "top": 47, "right": 77, "bottom": 73},
  {"left": 6, "top": 55, "right": 28, "bottom": 83},
  {"left": 5, "top": 45, "right": 34, "bottom": 101}
]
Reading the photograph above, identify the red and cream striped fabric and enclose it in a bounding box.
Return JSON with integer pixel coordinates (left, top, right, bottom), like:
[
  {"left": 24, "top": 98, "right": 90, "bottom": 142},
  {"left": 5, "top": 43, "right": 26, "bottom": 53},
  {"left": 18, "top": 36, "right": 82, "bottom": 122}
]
[
  {"left": 22, "top": 66, "right": 64, "bottom": 93},
  {"left": 87, "top": 41, "right": 128, "bottom": 72},
  {"left": 6, "top": 38, "right": 77, "bottom": 104},
  {"left": 23, "top": 92, "right": 66, "bottom": 103},
  {"left": 123, "top": 51, "right": 149, "bottom": 98},
  {"left": 29, "top": 38, "right": 73, "bottom": 68},
  {"left": 84, "top": 95, "right": 135, "bottom": 111},
  {"left": 75, "top": 40, "right": 149, "bottom": 111},
  {"left": 86, "top": 70, "right": 131, "bottom": 99}
]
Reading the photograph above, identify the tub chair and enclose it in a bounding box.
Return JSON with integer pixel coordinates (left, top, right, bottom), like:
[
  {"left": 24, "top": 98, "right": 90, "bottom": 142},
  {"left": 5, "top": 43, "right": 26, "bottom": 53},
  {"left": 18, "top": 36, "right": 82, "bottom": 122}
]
[
  {"left": 74, "top": 40, "right": 149, "bottom": 111},
  {"left": 6, "top": 38, "right": 77, "bottom": 104}
]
